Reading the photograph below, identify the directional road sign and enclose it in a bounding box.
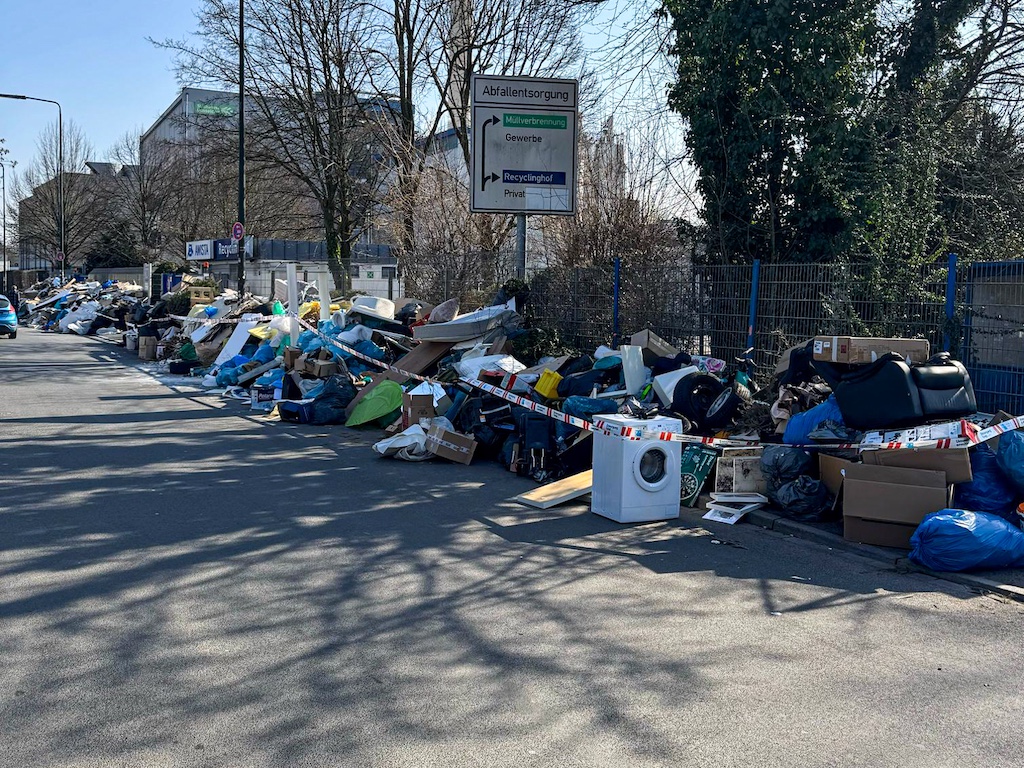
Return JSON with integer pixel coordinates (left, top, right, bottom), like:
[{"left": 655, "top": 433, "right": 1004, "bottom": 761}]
[
  {"left": 232, "top": 221, "right": 245, "bottom": 241},
  {"left": 470, "top": 75, "right": 578, "bottom": 215}
]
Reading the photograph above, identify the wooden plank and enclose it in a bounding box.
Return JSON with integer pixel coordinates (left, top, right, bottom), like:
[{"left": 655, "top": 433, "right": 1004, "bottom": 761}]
[
  {"left": 513, "top": 470, "right": 593, "bottom": 509},
  {"left": 344, "top": 340, "right": 455, "bottom": 418}
]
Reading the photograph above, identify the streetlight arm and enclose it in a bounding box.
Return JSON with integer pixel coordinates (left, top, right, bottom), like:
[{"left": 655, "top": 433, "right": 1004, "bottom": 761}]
[{"left": 0, "top": 92, "right": 63, "bottom": 278}]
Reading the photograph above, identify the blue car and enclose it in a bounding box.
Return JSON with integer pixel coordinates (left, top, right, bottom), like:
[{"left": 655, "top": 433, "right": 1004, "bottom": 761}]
[{"left": 0, "top": 296, "right": 17, "bottom": 338}]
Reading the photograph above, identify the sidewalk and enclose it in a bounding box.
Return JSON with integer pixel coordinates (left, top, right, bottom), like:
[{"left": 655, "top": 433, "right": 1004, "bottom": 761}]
[{"left": 730, "top": 506, "right": 1024, "bottom": 602}]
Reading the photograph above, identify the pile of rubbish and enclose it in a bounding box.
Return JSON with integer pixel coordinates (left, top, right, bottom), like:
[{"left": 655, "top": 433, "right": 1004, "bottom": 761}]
[
  {"left": 21, "top": 272, "right": 1024, "bottom": 575},
  {"left": 18, "top": 276, "right": 149, "bottom": 336}
]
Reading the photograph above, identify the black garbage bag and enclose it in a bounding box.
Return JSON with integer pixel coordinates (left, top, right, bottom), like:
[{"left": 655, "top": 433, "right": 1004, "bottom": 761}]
[
  {"left": 760, "top": 445, "right": 814, "bottom": 492},
  {"left": 557, "top": 368, "right": 617, "bottom": 398},
  {"left": 309, "top": 374, "right": 358, "bottom": 425},
  {"left": 773, "top": 476, "right": 835, "bottom": 522}
]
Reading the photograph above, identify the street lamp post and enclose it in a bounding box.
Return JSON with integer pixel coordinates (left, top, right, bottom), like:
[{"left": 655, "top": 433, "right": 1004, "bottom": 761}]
[
  {"left": 237, "top": 0, "right": 246, "bottom": 295},
  {"left": 1, "top": 159, "right": 7, "bottom": 294},
  {"left": 0, "top": 93, "right": 64, "bottom": 281}
]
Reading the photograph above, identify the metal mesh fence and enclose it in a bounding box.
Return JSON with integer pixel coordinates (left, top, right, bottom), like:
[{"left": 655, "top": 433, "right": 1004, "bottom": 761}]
[
  {"left": 961, "top": 260, "right": 1024, "bottom": 414},
  {"left": 524, "top": 256, "right": 1024, "bottom": 413}
]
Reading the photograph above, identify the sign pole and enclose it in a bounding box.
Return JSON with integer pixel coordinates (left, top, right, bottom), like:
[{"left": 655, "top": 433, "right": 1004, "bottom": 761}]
[
  {"left": 516, "top": 214, "right": 527, "bottom": 280},
  {"left": 237, "top": 0, "right": 246, "bottom": 296}
]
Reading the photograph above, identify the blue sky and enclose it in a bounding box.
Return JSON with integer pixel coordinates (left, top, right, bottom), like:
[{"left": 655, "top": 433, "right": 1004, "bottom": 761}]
[{"left": 0, "top": 1, "right": 199, "bottom": 178}]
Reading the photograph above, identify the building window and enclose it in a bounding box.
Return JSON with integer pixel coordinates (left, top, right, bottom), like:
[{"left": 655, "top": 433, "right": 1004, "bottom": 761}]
[
  {"left": 382, "top": 266, "right": 397, "bottom": 280},
  {"left": 351, "top": 265, "right": 360, "bottom": 278}
]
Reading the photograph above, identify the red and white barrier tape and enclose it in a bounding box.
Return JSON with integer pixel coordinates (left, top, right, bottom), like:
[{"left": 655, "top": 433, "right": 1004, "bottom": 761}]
[
  {"left": 296, "top": 316, "right": 1021, "bottom": 451},
  {"left": 170, "top": 313, "right": 248, "bottom": 326}
]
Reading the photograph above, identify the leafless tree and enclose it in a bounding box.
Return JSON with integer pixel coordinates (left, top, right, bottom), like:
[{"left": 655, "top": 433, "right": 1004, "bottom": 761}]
[
  {"left": 106, "top": 129, "right": 179, "bottom": 262},
  {"left": 11, "top": 121, "right": 110, "bottom": 271},
  {"left": 359, "top": 0, "right": 597, "bottom": 271},
  {"left": 158, "top": 0, "right": 391, "bottom": 289},
  {"left": 538, "top": 119, "right": 688, "bottom": 268}
]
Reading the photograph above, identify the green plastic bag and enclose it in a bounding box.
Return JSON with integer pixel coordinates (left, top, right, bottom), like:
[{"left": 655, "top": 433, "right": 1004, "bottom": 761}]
[
  {"left": 346, "top": 380, "right": 404, "bottom": 427},
  {"left": 179, "top": 342, "right": 199, "bottom": 362}
]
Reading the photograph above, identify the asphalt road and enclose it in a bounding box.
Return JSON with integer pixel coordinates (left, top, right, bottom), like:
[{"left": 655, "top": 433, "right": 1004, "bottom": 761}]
[{"left": 1, "top": 329, "right": 1022, "bottom": 768}]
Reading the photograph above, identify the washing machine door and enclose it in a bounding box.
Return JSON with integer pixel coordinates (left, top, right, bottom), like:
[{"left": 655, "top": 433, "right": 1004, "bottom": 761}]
[{"left": 632, "top": 442, "right": 674, "bottom": 493}]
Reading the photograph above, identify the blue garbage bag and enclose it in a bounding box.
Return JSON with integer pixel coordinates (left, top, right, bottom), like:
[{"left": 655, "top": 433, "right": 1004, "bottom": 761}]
[
  {"left": 353, "top": 339, "right": 385, "bottom": 360},
  {"left": 996, "top": 429, "right": 1024, "bottom": 495},
  {"left": 251, "top": 343, "right": 277, "bottom": 365},
  {"left": 296, "top": 329, "right": 318, "bottom": 351},
  {"left": 910, "top": 509, "right": 1024, "bottom": 571},
  {"left": 216, "top": 367, "right": 241, "bottom": 387},
  {"left": 556, "top": 396, "right": 618, "bottom": 442},
  {"left": 254, "top": 368, "right": 285, "bottom": 387},
  {"left": 223, "top": 354, "right": 250, "bottom": 369},
  {"left": 954, "top": 445, "right": 1019, "bottom": 522},
  {"left": 784, "top": 395, "right": 844, "bottom": 445}
]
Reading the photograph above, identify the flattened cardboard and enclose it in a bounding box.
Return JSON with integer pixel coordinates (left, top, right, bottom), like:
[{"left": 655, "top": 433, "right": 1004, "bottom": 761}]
[
  {"left": 812, "top": 336, "right": 930, "bottom": 364},
  {"left": 426, "top": 425, "right": 477, "bottom": 465},
  {"left": 861, "top": 448, "right": 972, "bottom": 484}
]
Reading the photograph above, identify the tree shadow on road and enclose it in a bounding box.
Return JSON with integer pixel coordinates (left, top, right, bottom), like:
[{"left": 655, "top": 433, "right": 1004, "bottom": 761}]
[{"left": 0, "top": 332, "right": 1008, "bottom": 767}]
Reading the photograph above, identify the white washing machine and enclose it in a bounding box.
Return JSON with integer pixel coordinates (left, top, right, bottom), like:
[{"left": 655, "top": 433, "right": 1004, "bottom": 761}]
[{"left": 591, "top": 414, "right": 683, "bottom": 523}]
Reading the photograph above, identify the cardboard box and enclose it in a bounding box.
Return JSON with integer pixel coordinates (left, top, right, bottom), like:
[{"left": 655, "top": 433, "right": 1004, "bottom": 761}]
[
  {"left": 403, "top": 392, "right": 436, "bottom": 429},
  {"left": 861, "top": 448, "right": 972, "bottom": 484},
  {"left": 309, "top": 359, "right": 339, "bottom": 378},
  {"left": 138, "top": 336, "right": 157, "bottom": 361},
  {"left": 283, "top": 346, "right": 302, "bottom": 371},
  {"left": 843, "top": 516, "right": 920, "bottom": 549},
  {"left": 426, "top": 425, "right": 477, "bottom": 465},
  {"left": 629, "top": 329, "right": 680, "bottom": 366},
  {"left": 985, "top": 410, "right": 1014, "bottom": 452},
  {"left": 819, "top": 454, "right": 856, "bottom": 497},
  {"left": 812, "top": 336, "right": 930, "bottom": 365},
  {"left": 842, "top": 464, "right": 950, "bottom": 548},
  {"left": 250, "top": 384, "right": 279, "bottom": 410}
]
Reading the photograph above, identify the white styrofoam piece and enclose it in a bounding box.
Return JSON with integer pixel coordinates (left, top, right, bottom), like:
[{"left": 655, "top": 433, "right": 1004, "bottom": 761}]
[
  {"left": 620, "top": 345, "right": 645, "bottom": 396},
  {"left": 213, "top": 316, "right": 266, "bottom": 366},
  {"left": 652, "top": 365, "right": 700, "bottom": 406}
]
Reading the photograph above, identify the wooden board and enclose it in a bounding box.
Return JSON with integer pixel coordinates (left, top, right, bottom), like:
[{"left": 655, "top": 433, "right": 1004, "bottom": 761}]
[
  {"left": 344, "top": 340, "right": 455, "bottom": 418},
  {"left": 513, "top": 470, "right": 593, "bottom": 509}
]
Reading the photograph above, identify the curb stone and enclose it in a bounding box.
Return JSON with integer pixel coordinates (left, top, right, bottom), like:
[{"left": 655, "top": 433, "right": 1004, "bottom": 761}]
[{"left": 741, "top": 508, "right": 1024, "bottom": 603}]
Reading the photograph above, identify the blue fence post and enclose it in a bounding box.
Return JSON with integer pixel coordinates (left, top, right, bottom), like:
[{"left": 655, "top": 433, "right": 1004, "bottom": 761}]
[
  {"left": 746, "top": 259, "right": 761, "bottom": 359},
  {"left": 944, "top": 252, "right": 958, "bottom": 353},
  {"left": 612, "top": 257, "right": 621, "bottom": 349}
]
